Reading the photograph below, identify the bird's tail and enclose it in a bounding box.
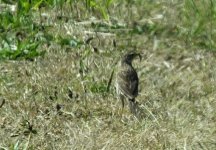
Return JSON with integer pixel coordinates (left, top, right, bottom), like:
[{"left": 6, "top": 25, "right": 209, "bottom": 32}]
[{"left": 129, "top": 99, "right": 138, "bottom": 116}]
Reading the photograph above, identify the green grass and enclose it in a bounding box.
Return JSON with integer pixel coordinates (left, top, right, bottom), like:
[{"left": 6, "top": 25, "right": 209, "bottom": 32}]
[{"left": 0, "top": 0, "right": 216, "bottom": 149}]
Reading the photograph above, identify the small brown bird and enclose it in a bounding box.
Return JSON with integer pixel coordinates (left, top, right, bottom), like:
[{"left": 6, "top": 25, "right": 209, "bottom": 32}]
[{"left": 116, "top": 52, "right": 141, "bottom": 115}]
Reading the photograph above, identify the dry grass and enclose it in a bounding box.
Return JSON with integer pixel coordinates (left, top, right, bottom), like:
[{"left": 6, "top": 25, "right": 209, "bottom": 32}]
[{"left": 1, "top": 0, "right": 216, "bottom": 149}]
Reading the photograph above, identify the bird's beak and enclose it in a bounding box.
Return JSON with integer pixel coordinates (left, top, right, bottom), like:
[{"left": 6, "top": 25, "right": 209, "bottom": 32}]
[
  {"left": 138, "top": 54, "right": 142, "bottom": 61},
  {"left": 134, "top": 53, "right": 142, "bottom": 61}
]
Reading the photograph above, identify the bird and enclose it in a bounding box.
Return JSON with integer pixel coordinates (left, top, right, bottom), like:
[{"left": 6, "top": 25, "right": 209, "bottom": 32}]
[{"left": 116, "top": 51, "right": 141, "bottom": 116}]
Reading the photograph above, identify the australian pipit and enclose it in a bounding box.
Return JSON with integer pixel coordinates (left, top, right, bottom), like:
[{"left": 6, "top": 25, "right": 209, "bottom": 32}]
[{"left": 116, "top": 52, "right": 141, "bottom": 116}]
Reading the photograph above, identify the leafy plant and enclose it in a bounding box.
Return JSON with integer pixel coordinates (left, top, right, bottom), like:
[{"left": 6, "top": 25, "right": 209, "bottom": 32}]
[
  {"left": 85, "top": 0, "right": 114, "bottom": 20},
  {"left": 0, "top": 33, "right": 45, "bottom": 60},
  {"left": 56, "top": 35, "right": 84, "bottom": 48},
  {"left": 90, "top": 81, "right": 108, "bottom": 94},
  {"left": 182, "top": 0, "right": 216, "bottom": 50},
  {"left": 0, "top": 11, "right": 16, "bottom": 31}
]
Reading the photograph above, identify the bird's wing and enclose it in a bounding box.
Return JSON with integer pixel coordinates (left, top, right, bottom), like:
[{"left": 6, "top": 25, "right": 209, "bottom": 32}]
[{"left": 117, "top": 69, "right": 139, "bottom": 99}]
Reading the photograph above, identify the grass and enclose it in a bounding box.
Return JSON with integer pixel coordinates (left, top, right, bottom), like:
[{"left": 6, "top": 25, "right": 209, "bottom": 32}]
[{"left": 0, "top": 0, "right": 216, "bottom": 149}]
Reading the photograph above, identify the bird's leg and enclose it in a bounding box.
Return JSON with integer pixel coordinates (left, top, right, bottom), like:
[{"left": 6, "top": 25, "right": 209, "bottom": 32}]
[
  {"left": 120, "top": 94, "right": 125, "bottom": 116},
  {"left": 129, "top": 99, "right": 138, "bottom": 117},
  {"left": 120, "top": 94, "right": 125, "bottom": 108}
]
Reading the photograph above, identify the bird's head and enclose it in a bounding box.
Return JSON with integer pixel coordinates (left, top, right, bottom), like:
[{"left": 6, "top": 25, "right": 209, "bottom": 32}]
[{"left": 121, "top": 52, "right": 142, "bottom": 65}]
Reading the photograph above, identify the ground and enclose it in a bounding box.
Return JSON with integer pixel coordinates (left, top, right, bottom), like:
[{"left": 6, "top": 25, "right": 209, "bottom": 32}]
[{"left": 0, "top": 0, "right": 216, "bottom": 149}]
